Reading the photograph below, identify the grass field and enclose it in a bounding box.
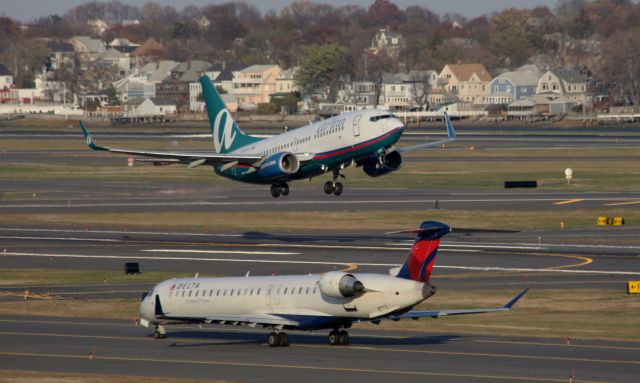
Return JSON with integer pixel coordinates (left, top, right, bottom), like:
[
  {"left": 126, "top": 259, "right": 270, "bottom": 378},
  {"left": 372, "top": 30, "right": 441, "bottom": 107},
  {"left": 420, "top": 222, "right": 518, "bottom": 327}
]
[{"left": 0, "top": 369, "right": 235, "bottom": 383}]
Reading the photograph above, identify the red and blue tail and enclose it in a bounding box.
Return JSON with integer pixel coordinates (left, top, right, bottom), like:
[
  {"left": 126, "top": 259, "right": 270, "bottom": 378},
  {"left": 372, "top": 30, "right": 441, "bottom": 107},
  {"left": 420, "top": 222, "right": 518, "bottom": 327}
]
[{"left": 396, "top": 221, "right": 451, "bottom": 283}]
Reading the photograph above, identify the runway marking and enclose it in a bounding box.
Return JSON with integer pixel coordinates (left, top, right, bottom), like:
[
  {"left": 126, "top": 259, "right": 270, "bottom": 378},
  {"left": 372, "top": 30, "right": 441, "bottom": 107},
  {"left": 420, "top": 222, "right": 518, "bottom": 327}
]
[
  {"left": 3, "top": 251, "right": 639, "bottom": 275},
  {"left": 0, "top": 291, "right": 65, "bottom": 300},
  {"left": 0, "top": 351, "right": 621, "bottom": 382},
  {"left": 139, "top": 249, "right": 301, "bottom": 256},
  {"left": 553, "top": 199, "right": 585, "bottom": 205},
  {"left": 605, "top": 200, "right": 640, "bottom": 206}
]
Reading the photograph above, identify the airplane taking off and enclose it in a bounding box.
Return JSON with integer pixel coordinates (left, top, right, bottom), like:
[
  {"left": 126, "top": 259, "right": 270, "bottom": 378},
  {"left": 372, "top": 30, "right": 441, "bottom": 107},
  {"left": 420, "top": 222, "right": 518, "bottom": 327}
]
[
  {"left": 138, "top": 221, "right": 528, "bottom": 347},
  {"left": 80, "top": 76, "right": 456, "bottom": 197}
]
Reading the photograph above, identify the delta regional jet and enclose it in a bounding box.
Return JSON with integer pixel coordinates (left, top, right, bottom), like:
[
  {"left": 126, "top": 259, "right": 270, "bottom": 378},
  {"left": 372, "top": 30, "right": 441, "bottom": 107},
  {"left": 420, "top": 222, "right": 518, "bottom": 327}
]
[
  {"left": 139, "top": 221, "right": 528, "bottom": 346},
  {"left": 80, "top": 76, "right": 456, "bottom": 197}
]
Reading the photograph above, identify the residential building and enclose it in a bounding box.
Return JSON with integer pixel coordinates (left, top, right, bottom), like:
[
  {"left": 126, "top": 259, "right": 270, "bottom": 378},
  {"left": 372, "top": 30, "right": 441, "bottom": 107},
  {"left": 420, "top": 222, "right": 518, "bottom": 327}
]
[
  {"left": 132, "top": 38, "right": 163, "bottom": 67},
  {"left": 122, "top": 97, "right": 177, "bottom": 116},
  {"left": 69, "top": 36, "right": 106, "bottom": 62},
  {"left": 113, "top": 60, "right": 178, "bottom": 103},
  {"left": 369, "top": 27, "right": 405, "bottom": 58},
  {"left": 46, "top": 41, "right": 75, "bottom": 71},
  {"left": 378, "top": 70, "right": 438, "bottom": 111},
  {"left": 156, "top": 60, "right": 211, "bottom": 110},
  {"left": 275, "top": 67, "right": 299, "bottom": 94},
  {"left": 0, "top": 63, "right": 14, "bottom": 90},
  {"left": 485, "top": 65, "right": 541, "bottom": 105},
  {"left": 231, "top": 64, "right": 281, "bottom": 109},
  {"left": 87, "top": 19, "right": 109, "bottom": 36},
  {"left": 536, "top": 66, "right": 589, "bottom": 105},
  {"left": 438, "top": 63, "right": 492, "bottom": 105},
  {"left": 189, "top": 63, "right": 244, "bottom": 111},
  {"left": 100, "top": 48, "right": 132, "bottom": 75}
]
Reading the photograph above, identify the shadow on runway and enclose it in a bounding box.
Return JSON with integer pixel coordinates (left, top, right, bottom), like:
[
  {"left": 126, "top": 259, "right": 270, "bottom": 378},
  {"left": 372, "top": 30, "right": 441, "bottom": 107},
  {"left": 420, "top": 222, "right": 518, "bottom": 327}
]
[{"left": 155, "top": 329, "right": 463, "bottom": 347}]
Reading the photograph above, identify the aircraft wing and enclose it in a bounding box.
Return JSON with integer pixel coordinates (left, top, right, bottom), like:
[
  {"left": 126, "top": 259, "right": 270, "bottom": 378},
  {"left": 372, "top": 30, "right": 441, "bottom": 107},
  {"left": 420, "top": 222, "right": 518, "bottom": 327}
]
[
  {"left": 387, "top": 288, "right": 529, "bottom": 320},
  {"left": 397, "top": 112, "right": 456, "bottom": 152},
  {"left": 80, "top": 121, "right": 263, "bottom": 167}
]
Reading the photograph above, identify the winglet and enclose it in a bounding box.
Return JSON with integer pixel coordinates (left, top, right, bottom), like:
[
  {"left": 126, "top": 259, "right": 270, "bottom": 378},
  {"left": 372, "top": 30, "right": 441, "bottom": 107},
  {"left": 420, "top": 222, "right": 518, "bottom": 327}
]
[
  {"left": 444, "top": 112, "right": 456, "bottom": 140},
  {"left": 79, "top": 121, "right": 107, "bottom": 151},
  {"left": 503, "top": 288, "right": 529, "bottom": 309}
]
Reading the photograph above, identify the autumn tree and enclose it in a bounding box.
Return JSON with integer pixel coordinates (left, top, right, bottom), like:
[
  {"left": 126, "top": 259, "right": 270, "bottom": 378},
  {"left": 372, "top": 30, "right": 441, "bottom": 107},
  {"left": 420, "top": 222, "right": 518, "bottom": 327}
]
[{"left": 599, "top": 29, "right": 640, "bottom": 109}]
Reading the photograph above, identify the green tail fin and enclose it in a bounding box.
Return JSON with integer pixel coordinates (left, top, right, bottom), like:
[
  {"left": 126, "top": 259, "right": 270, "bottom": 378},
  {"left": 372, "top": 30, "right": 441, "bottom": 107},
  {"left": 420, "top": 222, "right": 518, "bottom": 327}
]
[{"left": 200, "top": 76, "right": 261, "bottom": 154}]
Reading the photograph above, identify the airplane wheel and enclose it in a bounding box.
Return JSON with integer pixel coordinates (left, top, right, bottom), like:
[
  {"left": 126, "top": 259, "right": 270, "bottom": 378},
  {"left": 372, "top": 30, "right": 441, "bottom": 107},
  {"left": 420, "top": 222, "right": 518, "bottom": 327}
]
[
  {"left": 279, "top": 183, "right": 290, "bottom": 196},
  {"left": 270, "top": 184, "right": 280, "bottom": 198},
  {"left": 338, "top": 330, "right": 350, "bottom": 345},
  {"left": 323, "top": 181, "right": 334, "bottom": 194},
  {"left": 333, "top": 182, "right": 343, "bottom": 196},
  {"left": 328, "top": 330, "right": 340, "bottom": 346},
  {"left": 278, "top": 332, "right": 289, "bottom": 347},
  {"left": 153, "top": 331, "right": 161, "bottom": 339},
  {"left": 268, "top": 332, "right": 279, "bottom": 347}
]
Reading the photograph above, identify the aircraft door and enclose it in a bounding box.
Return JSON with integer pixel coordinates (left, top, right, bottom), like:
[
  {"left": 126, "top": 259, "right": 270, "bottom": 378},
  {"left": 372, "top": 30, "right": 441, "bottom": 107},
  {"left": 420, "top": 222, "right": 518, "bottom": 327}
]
[{"left": 353, "top": 115, "right": 361, "bottom": 137}]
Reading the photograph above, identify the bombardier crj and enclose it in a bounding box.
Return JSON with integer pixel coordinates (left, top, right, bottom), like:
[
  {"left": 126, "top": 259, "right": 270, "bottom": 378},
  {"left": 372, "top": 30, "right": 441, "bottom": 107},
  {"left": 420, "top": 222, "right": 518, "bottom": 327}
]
[
  {"left": 138, "top": 221, "right": 528, "bottom": 347},
  {"left": 80, "top": 76, "right": 456, "bottom": 197}
]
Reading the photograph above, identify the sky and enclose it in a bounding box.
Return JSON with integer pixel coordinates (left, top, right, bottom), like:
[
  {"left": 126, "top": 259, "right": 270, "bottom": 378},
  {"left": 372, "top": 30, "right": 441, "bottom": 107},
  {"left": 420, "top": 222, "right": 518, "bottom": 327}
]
[{"left": 0, "top": 0, "right": 559, "bottom": 22}]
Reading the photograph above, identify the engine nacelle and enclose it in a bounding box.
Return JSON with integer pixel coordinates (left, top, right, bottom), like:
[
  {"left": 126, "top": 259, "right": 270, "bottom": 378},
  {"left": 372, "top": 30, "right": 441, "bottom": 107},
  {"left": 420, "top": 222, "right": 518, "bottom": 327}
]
[
  {"left": 363, "top": 150, "right": 403, "bottom": 177},
  {"left": 258, "top": 152, "right": 300, "bottom": 180},
  {"left": 318, "top": 271, "right": 364, "bottom": 298}
]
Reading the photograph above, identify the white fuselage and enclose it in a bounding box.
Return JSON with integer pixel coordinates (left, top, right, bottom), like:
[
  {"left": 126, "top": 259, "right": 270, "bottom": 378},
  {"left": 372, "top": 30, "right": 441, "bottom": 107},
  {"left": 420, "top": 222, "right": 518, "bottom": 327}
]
[
  {"left": 139, "top": 273, "right": 432, "bottom": 330},
  {"left": 233, "top": 109, "right": 403, "bottom": 160}
]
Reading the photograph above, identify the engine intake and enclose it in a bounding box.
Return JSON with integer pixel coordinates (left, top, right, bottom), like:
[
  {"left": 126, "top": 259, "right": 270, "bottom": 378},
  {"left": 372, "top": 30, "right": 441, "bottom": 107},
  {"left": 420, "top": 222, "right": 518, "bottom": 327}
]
[
  {"left": 318, "top": 271, "right": 364, "bottom": 298},
  {"left": 363, "top": 151, "right": 403, "bottom": 177},
  {"left": 258, "top": 152, "right": 300, "bottom": 180}
]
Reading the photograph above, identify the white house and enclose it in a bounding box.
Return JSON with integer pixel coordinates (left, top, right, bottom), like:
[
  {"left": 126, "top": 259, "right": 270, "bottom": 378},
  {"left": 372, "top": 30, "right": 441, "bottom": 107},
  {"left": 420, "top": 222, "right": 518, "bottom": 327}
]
[
  {"left": 536, "top": 66, "right": 589, "bottom": 105},
  {"left": 0, "top": 63, "right": 14, "bottom": 90},
  {"left": 123, "top": 97, "right": 176, "bottom": 116}
]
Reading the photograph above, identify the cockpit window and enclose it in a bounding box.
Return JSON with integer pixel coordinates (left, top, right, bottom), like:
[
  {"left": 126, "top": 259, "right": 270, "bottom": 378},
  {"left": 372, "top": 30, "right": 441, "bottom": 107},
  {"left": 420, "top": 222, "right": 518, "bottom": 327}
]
[{"left": 369, "top": 114, "right": 397, "bottom": 122}]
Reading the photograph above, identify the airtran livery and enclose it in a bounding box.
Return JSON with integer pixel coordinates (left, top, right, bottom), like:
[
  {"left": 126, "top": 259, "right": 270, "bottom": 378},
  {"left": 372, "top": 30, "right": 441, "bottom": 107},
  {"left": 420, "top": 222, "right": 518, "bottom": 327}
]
[
  {"left": 80, "top": 76, "right": 456, "bottom": 197},
  {"left": 138, "top": 220, "right": 528, "bottom": 346}
]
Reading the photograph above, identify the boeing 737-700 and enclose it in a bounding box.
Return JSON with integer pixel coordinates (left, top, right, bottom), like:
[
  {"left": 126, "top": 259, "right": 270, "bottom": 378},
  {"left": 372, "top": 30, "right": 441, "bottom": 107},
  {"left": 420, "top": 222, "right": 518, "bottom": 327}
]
[
  {"left": 80, "top": 76, "right": 456, "bottom": 197},
  {"left": 138, "top": 221, "right": 528, "bottom": 347}
]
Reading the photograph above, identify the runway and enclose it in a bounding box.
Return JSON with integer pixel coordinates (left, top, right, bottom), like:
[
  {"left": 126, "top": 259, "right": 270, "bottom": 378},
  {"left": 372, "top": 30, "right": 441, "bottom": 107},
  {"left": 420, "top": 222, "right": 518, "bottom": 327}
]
[{"left": 0, "top": 316, "right": 638, "bottom": 382}]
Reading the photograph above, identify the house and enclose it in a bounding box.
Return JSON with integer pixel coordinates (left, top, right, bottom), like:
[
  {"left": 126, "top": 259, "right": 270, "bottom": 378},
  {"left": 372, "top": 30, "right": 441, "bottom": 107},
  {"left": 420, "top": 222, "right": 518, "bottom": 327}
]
[
  {"left": 113, "top": 60, "right": 178, "bottom": 103},
  {"left": 275, "top": 67, "right": 299, "bottom": 94},
  {"left": 69, "top": 36, "right": 106, "bottom": 62},
  {"left": 536, "top": 66, "right": 588, "bottom": 105},
  {"left": 485, "top": 65, "right": 540, "bottom": 105},
  {"left": 379, "top": 71, "right": 438, "bottom": 111},
  {"left": 438, "top": 63, "right": 492, "bottom": 105},
  {"left": 336, "top": 75, "right": 377, "bottom": 108},
  {"left": 369, "top": 27, "right": 405, "bottom": 58},
  {"left": 0, "top": 63, "right": 14, "bottom": 90},
  {"left": 46, "top": 41, "right": 75, "bottom": 71},
  {"left": 231, "top": 64, "right": 281, "bottom": 109},
  {"left": 189, "top": 63, "right": 245, "bottom": 112},
  {"left": 87, "top": 19, "right": 109, "bottom": 36},
  {"left": 132, "top": 38, "right": 163, "bottom": 66},
  {"left": 156, "top": 60, "right": 211, "bottom": 110},
  {"left": 100, "top": 48, "right": 131, "bottom": 75},
  {"left": 122, "top": 97, "right": 176, "bottom": 116}
]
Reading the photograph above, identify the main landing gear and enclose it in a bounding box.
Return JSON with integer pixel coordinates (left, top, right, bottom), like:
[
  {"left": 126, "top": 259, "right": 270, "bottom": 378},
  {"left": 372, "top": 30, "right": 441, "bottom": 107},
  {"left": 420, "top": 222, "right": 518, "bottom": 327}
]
[
  {"left": 328, "top": 329, "right": 350, "bottom": 345},
  {"left": 153, "top": 325, "right": 167, "bottom": 339},
  {"left": 324, "top": 169, "right": 344, "bottom": 196},
  {"left": 270, "top": 182, "right": 290, "bottom": 198},
  {"left": 267, "top": 331, "right": 289, "bottom": 347}
]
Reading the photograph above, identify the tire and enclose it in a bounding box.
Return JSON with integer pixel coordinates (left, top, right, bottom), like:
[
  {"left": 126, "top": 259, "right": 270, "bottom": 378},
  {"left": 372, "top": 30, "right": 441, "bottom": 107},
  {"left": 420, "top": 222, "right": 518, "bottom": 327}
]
[
  {"left": 153, "top": 331, "right": 161, "bottom": 339},
  {"left": 333, "top": 182, "right": 343, "bottom": 196},
  {"left": 328, "top": 330, "right": 339, "bottom": 346},
  {"left": 278, "top": 332, "right": 289, "bottom": 347},
  {"left": 280, "top": 183, "right": 290, "bottom": 196},
  {"left": 323, "top": 181, "right": 334, "bottom": 194},
  {"left": 338, "top": 330, "right": 349, "bottom": 345},
  {"left": 270, "top": 184, "right": 280, "bottom": 198},
  {"left": 268, "top": 332, "right": 279, "bottom": 347}
]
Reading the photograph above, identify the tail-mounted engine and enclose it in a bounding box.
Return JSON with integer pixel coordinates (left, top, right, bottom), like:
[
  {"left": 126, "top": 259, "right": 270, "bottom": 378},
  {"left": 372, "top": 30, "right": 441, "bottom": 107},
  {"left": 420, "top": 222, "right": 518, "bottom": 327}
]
[
  {"left": 363, "top": 151, "right": 403, "bottom": 177},
  {"left": 318, "top": 271, "right": 365, "bottom": 298},
  {"left": 258, "top": 152, "right": 300, "bottom": 180}
]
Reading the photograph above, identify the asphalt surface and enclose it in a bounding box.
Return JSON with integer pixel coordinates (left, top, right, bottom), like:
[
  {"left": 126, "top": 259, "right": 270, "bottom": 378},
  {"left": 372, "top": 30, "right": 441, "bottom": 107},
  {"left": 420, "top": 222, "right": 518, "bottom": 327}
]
[{"left": 0, "top": 316, "right": 638, "bottom": 382}]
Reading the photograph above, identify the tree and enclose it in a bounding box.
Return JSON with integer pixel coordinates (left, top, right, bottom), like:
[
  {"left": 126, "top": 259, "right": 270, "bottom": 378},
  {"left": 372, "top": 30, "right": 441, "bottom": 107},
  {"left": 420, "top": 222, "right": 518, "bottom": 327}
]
[
  {"left": 294, "top": 43, "right": 350, "bottom": 101},
  {"left": 599, "top": 29, "right": 640, "bottom": 109}
]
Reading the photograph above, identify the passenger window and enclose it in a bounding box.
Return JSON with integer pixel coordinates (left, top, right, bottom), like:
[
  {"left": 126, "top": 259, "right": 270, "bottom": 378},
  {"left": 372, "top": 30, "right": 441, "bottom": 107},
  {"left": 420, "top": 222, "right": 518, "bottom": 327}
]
[
  {"left": 223, "top": 289, "right": 227, "bottom": 296},
  {"left": 305, "top": 287, "right": 310, "bottom": 294},
  {"left": 230, "top": 289, "right": 234, "bottom": 296},
  {"left": 250, "top": 288, "right": 254, "bottom": 295},
  {"left": 313, "top": 287, "right": 317, "bottom": 294},
  {"left": 195, "top": 290, "right": 199, "bottom": 297},
  {"left": 181, "top": 290, "right": 185, "bottom": 297},
  {"left": 209, "top": 290, "right": 213, "bottom": 296},
  {"left": 216, "top": 290, "right": 220, "bottom": 296},
  {"left": 188, "top": 290, "right": 192, "bottom": 297},
  {"left": 298, "top": 287, "right": 303, "bottom": 294},
  {"left": 257, "top": 288, "right": 262, "bottom": 295},
  {"left": 284, "top": 288, "right": 288, "bottom": 295}
]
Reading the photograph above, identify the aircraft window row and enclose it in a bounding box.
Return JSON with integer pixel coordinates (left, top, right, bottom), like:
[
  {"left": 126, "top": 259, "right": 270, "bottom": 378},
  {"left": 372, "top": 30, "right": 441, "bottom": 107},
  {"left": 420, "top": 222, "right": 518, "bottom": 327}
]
[
  {"left": 169, "top": 288, "right": 263, "bottom": 298},
  {"left": 314, "top": 125, "right": 344, "bottom": 139},
  {"left": 261, "top": 136, "right": 311, "bottom": 156},
  {"left": 370, "top": 114, "right": 397, "bottom": 122}
]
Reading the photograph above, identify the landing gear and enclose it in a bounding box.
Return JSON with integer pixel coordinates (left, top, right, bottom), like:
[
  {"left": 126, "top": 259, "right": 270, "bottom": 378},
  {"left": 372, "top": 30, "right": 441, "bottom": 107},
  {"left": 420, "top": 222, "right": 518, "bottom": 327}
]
[
  {"left": 153, "top": 325, "right": 167, "bottom": 339},
  {"left": 328, "top": 329, "right": 349, "bottom": 345},
  {"left": 270, "top": 182, "right": 289, "bottom": 198},
  {"left": 267, "top": 331, "right": 289, "bottom": 347},
  {"left": 323, "top": 170, "right": 344, "bottom": 196}
]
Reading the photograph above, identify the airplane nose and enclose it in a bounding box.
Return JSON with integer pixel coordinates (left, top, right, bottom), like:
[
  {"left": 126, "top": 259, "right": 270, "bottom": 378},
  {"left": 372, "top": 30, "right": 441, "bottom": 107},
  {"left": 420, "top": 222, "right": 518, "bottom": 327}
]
[{"left": 422, "top": 284, "right": 437, "bottom": 299}]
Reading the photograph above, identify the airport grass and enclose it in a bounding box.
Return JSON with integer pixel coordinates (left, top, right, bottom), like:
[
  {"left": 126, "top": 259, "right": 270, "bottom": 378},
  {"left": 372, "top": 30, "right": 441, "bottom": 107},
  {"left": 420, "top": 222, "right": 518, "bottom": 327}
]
[
  {"left": 0, "top": 289, "right": 637, "bottom": 342},
  {"left": 0, "top": 208, "right": 638, "bottom": 234},
  {"left": 0, "top": 369, "right": 236, "bottom": 383}
]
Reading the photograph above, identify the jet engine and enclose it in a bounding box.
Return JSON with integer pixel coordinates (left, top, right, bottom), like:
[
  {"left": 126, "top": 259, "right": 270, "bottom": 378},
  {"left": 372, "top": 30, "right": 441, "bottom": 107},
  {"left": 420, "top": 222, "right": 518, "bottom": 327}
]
[
  {"left": 258, "top": 152, "right": 300, "bottom": 180},
  {"left": 363, "top": 151, "right": 403, "bottom": 177},
  {"left": 318, "top": 272, "right": 365, "bottom": 298}
]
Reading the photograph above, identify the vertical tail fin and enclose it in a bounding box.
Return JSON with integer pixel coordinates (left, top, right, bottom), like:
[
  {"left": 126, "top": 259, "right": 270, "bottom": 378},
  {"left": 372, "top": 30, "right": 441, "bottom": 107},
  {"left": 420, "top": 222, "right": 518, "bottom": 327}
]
[
  {"left": 396, "top": 221, "right": 451, "bottom": 283},
  {"left": 200, "top": 76, "right": 261, "bottom": 154}
]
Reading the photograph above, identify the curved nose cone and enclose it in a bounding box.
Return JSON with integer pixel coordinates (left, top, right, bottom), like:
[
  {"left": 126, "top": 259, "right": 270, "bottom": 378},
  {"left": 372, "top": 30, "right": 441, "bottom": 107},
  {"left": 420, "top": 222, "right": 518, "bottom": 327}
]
[{"left": 139, "top": 294, "right": 154, "bottom": 320}]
